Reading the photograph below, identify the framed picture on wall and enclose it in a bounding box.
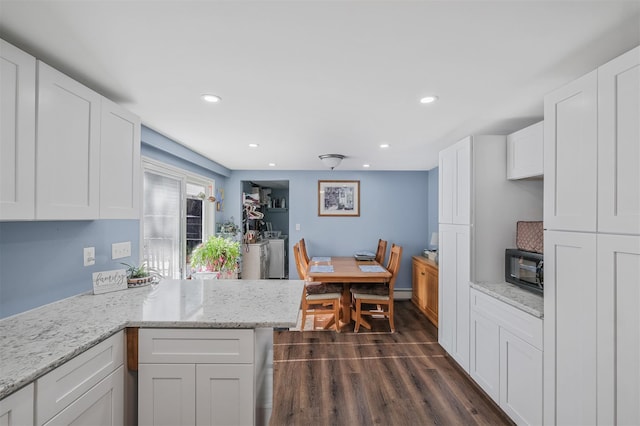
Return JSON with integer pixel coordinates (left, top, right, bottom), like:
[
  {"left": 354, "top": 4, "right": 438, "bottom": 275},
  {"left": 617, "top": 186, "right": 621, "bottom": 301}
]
[{"left": 318, "top": 180, "right": 360, "bottom": 217}]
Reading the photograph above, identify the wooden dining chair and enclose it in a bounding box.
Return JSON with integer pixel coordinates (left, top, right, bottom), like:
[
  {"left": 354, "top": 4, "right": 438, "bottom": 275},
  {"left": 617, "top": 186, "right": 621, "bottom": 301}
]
[
  {"left": 350, "top": 244, "right": 402, "bottom": 332},
  {"left": 375, "top": 239, "right": 388, "bottom": 265},
  {"left": 299, "top": 238, "right": 310, "bottom": 265},
  {"left": 293, "top": 243, "right": 342, "bottom": 332}
]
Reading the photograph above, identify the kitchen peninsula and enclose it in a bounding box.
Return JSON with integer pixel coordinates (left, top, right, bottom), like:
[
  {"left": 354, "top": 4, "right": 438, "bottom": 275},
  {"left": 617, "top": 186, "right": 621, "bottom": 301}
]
[{"left": 0, "top": 279, "right": 304, "bottom": 425}]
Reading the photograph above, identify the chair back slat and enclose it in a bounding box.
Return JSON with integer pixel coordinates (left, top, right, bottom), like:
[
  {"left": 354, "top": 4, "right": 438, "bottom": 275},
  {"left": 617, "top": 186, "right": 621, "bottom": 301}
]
[
  {"left": 386, "top": 245, "right": 402, "bottom": 292},
  {"left": 299, "top": 238, "right": 310, "bottom": 265},
  {"left": 375, "top": 239, "right": 388, "bottom": 265}
]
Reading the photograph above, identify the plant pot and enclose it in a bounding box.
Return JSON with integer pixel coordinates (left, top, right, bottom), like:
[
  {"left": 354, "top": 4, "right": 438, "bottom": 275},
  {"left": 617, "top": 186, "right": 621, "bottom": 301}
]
[{"left": 127, "top": 276, "right": 153, "bottom": 287}]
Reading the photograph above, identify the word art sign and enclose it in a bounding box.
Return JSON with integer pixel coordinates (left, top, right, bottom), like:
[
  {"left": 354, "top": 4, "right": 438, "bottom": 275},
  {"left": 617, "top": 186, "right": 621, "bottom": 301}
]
[{"left": 92, "top": 269, "right": 128, "bottom": 295}]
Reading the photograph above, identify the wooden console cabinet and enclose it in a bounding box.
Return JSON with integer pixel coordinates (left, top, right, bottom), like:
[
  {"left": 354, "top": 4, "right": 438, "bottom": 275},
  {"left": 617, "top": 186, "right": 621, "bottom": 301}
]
[{"left": 412, "top": 256, "right": 438, "bottom": 327}]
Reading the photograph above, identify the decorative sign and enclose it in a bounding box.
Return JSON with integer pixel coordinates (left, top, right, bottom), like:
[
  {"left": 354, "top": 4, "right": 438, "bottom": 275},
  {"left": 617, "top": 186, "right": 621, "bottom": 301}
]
[{"left": 92, "top": 269, "right": 128, "bottom": 295}]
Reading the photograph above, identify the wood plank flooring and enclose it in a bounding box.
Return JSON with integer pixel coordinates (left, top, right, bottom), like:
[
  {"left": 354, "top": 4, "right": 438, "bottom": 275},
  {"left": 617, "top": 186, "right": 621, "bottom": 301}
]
[{"left": 270, "top": 300, "right": 513, "bottom": 426}]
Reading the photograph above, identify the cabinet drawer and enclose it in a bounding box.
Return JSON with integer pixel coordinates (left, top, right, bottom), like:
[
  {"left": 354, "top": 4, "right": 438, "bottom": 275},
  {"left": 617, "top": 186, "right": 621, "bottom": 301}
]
[
  {"left": 36, "top": 331, "right": 124, "bottom": 425},
  {"left": 138, "top": 329, "right": 254, "bottom": 364},
  {"left": 471, "top": 289, "right": 542, "bottom": 350}
]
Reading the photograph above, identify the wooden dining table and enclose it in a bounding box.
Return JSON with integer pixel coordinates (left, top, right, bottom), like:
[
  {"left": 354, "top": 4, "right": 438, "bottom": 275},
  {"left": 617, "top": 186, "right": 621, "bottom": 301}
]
[{"left": 305, "top": 256, "right": 392, "bottom": 324}]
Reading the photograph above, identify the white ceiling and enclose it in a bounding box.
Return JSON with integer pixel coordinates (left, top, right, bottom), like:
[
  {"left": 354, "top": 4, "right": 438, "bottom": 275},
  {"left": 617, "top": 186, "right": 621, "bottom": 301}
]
[{"left": 1, "top": 1, "right": 639, "bottom": 171}]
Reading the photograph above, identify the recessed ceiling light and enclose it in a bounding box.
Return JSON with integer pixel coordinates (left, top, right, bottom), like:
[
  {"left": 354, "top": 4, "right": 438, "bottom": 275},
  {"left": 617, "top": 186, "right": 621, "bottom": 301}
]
[
  {"left": 268, "top": 163, "right": 276, "bottom": 167},
  {"left": 363, "top": 164, "right": 371, "bottom": 168},
  {"left": 420, "top": 95, "right": 438, "bottom": 104},
  {"left": 380, "top": 143, "right": 390, "bottom": 149},
  {"left": 248, "top": 143, "right": 259, "bottom": 148},
  {"left": 201, "top": 94, "right": 221, "bottom": 103}
]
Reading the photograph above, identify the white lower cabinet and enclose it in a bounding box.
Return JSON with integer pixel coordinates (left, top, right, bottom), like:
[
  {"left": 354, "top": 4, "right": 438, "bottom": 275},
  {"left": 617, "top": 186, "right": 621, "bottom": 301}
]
[
  {"left": 0, "top": 383, "right": 34, "bottom": 426},
  {"left": 36, "top": 331, "right": 124, "bottom": 426},
  {"left": 470, "top": 288, "right": 542, "bottom": 425},
  {"left": 138, "top": 328, "right": 264, "bottom": 426},
  {"left": 470, "top": 309, "right": 500, "bottom": 401},
  {"left": 43, "top": 366, "right": 124, "bottom": 426},
  {"left": 499, "top": 329, "right": 542, "bottom": 425}
]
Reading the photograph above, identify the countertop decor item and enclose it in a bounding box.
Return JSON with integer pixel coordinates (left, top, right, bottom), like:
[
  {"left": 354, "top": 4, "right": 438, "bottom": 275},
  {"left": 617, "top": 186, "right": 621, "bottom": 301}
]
[
  {"left": 121, "top": 262, "right": 155, "bottom": 287},
  {"left": 190, "top": 235, "right": 240, "bottom": 277}
]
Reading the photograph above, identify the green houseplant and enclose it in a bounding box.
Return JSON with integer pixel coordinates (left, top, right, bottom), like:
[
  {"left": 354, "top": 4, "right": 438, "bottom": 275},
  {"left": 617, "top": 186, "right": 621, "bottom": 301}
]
[
  {"left": 190, "top": 236, "right": 241, "bottom": 279},
  {"left": 121, "top": 262, "right": 154, "bottom": 287}
]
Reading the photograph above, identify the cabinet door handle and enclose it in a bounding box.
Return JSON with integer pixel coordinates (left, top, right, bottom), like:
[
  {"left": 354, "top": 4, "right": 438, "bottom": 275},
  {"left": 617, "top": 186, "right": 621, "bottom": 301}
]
[{"left": 421, "top": 272, "right": 425, "bottom": 276}]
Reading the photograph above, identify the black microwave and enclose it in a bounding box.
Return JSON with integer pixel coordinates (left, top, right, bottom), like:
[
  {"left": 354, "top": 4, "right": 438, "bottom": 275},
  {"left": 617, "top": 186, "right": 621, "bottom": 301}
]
[{"left": 505, "top": 248, "right": 543, "bottom": 294}]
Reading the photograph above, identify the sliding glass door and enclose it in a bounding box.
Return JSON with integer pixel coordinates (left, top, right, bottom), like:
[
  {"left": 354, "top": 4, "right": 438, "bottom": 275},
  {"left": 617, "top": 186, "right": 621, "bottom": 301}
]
[{"left": 142, "top": 160, "right": 215, "bottom": 279}]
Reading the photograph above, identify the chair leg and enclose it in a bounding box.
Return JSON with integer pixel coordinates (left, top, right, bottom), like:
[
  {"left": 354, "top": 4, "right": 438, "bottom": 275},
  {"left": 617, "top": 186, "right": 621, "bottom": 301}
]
[
  {"left": 334, "top": 300, "right": 340, "bottom": 333},
  {"left": 354, "top": 299, "right": 361, "bottom": 332},
  {"left": 300, "top": 296, "right": 308, "bottom": 331},
  {"left": 388, "top": 301, "right": 395, "bottom": 332}
]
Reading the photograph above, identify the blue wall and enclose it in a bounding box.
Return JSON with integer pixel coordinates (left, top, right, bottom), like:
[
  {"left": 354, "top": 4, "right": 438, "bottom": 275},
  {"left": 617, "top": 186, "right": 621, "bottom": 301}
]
[
  {"left": 227, "top": 170, "right": 431, "bottom": 290},
  {"left": 0, "top": 220, "right": 139, "bottom": 318}
]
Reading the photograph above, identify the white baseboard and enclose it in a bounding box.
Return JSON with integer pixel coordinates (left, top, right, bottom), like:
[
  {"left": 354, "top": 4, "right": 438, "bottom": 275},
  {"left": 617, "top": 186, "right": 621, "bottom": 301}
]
[{"left": 393, "top": 289, "right": 412, "bottom": 300}]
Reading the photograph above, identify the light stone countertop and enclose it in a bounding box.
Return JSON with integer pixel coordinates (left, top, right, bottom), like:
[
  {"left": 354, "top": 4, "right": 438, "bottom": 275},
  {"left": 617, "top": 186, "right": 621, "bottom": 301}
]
[
  {"left": 470, "top": 281, "right": 543, "bottom": 318},
  {"left": 0, "top": 279, "right": 304, "bottom": 400}
]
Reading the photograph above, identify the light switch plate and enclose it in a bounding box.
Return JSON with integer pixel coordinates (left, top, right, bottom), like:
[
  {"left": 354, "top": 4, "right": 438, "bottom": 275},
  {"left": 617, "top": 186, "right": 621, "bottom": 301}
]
[
  {"left": 112, "top": 241, "right": 131, "bottom": 259},
  {"left": 84, "top": 247, "right": 95, "bottom": 266}
]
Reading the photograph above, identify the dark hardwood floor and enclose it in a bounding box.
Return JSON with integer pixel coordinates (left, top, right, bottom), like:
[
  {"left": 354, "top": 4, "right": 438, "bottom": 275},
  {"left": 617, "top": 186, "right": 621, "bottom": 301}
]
[{"left": 270, "top": 300, "right": 513, "bottom": 426}]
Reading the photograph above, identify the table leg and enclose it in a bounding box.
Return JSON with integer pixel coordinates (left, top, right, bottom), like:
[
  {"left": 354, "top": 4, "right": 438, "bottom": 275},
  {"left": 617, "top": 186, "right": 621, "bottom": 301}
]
[{"left": 341, "top": 283, "right": 351, "bottom": 325}]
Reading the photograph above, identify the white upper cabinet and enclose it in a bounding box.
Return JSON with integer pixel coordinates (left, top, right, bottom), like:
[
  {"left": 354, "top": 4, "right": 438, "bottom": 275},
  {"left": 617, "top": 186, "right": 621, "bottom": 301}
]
[
  {"left": 506, "top": 121, "right": 543, "bottom": 180},
  {"left": 597, "top": 46, "right": 640, "bottom": 235},
  {"left": 36, "top": 61, "right": 101, "bottom": 220},
  {"left": 0, "top": 40, "right": 36, "bottom": 220},
  {"left": 100, "top": 98, "right": 141, "bottom": 219},
  {"left": 544, "top": 70, "right": 598, "bottom": 232},
  {"left": 0, "top": 37, "right": 142, "bottom": 222},
  {"left": 439, "top": 136, "right": 471, "bottom": 225}
]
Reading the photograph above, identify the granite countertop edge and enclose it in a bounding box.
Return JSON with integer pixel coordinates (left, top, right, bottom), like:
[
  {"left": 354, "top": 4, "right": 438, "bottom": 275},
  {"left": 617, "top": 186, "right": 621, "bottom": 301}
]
[{"left": 470, "top": 281, "right": 544, "bottom": 319}]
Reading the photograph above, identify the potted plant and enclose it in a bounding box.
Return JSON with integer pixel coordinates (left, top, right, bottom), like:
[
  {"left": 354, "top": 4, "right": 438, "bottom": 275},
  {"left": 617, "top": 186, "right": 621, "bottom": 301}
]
[
  {"left": 190, "top": 236, "right": 241, "bottom": 279},
  {"left": 121, "top": 262, "right": 155, "bottom": 287}
]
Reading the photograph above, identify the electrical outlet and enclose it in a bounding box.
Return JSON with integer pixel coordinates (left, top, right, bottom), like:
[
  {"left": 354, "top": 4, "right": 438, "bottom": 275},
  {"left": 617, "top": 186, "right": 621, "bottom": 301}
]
[
  {"left": 112, "top": 241, "right": 131, "bottom": 259},
  {"left": 84, "top": 247, "right": 95, "bottom": 266},
  {"left": 295, "top": 224, "right": 301, "bottom": 231}
]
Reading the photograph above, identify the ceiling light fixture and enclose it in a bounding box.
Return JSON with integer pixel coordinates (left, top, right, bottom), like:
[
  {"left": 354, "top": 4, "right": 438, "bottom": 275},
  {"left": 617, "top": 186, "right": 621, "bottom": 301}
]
[
  {"left": 201, "top": 94, "right": 221, "bottom": 103},
  {"left": 380, "top": 143, "right": 390, "bottom": 149},
  {"left": 420, "top": 95, "right": 438, "bottom": 104},
  {"left": 268, "top": 163, "right": 276, "bottom": 167},
  {"left": 363, "top": 164, "right": 371, "bottom": 168},
  {"left": 319, "top": 154, "right": 345, "bottom": 170},
  {"left": 248, "top": 143, "right": 259, "bottom": 148}
]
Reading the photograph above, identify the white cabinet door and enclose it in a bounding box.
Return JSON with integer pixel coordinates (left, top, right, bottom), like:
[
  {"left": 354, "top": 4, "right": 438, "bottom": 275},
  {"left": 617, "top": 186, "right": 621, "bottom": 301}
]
[
  {"left": 439, "top": 144, "right": 454, "bottom": 224},
  {"left": 453, "top": 137, "right": 471, "bottom": 225},
  {"left": 598, "top": 46, "right": 640, "bottom": 235},
  {"left": 506, "top": 121, "right": 543, "bottom": 180},
  {"left": 43, "top": 366, "right": 124, "bottom": 426},
  {"left": 544, "top": 70, "right": 598, "bottom": 232},
  {"left": 499, "top": 329, "right": 542, "bottom": 426},
  {"left": 439, "top": 137, "right": 471, "bottom": 225},
  {"left": 195, "top": 364, "right": 254, "bottom": 426},
  {"left": 36, "top": 61, "right": 101, "bottom": 220},
  {"left": 0, "top": 40, "right": 36, "bottom": 220},
  {"left": 469, "top": 309, "right": 500, "bottom": 401},
  {"left": 597, "top": 234, "right": 640, "bottom": 425},
  {"left": 99, "top": 97, "right": 141, "bottom": 219},
  {"left": 438, "top": 223, "right": 470, "bottom": 371},
  {"left": 544, "top": 230, "right": 597, "bottom": 426},
  {"left": 0, "top": 383, "right": 33, "bottom": 426},
  {"left": 139, "top": 364, "right": 196, "bottom": 426}
]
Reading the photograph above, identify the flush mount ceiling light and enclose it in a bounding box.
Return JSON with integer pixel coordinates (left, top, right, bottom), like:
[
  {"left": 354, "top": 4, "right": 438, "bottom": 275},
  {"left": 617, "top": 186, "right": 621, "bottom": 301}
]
[
  {"left": 379, "top": 143, "right": 390, "bottom": 149},
  {"left": 363, "top": 164, "right": 371, "bottom": 168},
  {"left": 419, "top": 95, "right": 438, "bottom": 104},
  {"left": 248, "top": 143, "right": 259, "bottom": 148},
  {"left": 268, "top": 162, "right": 276, "bottom": 167},
  {"left": 319, "top": 154, "right": 345, "bottom": 170},
  {"left": 201, "top": 94, "right": 221, "bottom": 103}
]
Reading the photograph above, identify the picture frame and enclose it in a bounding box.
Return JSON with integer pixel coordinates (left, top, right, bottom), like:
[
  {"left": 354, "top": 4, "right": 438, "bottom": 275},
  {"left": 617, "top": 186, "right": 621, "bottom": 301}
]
[{"left": 318, "top": 180, "right": 360, "bottom": 217}]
